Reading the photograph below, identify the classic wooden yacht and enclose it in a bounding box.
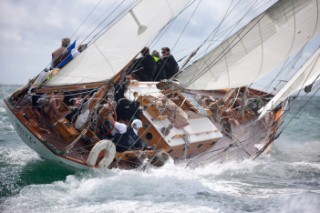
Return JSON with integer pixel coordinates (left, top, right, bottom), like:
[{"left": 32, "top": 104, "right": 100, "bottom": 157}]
[{"left": 4, "top": 0, "right": 320, "bottom": 170}]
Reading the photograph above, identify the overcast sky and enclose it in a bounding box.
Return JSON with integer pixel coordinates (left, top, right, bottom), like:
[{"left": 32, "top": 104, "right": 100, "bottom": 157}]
[
  {"left": 2, "top": 0, "right": 315, "bottom": 88},
  {"left": 0, "top": 0, "right": 103, "bottom": 85}
]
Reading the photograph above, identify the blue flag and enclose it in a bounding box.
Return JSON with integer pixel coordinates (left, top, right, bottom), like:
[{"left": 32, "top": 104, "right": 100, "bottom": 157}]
[{"left": 57, "top": 40, "right": 76, "bottom": 69}]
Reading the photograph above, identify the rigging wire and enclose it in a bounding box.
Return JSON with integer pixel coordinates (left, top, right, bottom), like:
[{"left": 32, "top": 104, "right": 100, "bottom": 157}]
[
  {"left": 252, "top": 82, "right": 320, "bottom": 160},
  {"left": 169, "top": 0, "right": 201, "bottom": 56},
  {"left": 179, "top": 0, "right": 318, "bottom": 94},
  {"left": 70, "top": 0, "right": 104, "bottom": 40},
  {"left": 250, "top": 50, "right": 320, "bottom": 159},
  {"left": 179, "top": 0, "right": 262, "bottom": 88},
  {"left": 84, "top": 0, "right": 130, "bottom": 45},
  {"left": 186, "top": 49, "right": 320, "bottom": 167},
  {"left": 174, "top": 0, "right": 245, "bottom": 77},
  {"left": 37, "top": 1, "right": 129, "bottom": 75},
  {"left": 147, "top": 0, "right": 197, "bottom": 48},
  {"left": 62, "top": 0, "right": 204, "bottom": 159},
  {"left": 183, "top": 12, "right": 261, "bottom": 86},
  {"left": 152, "top": 0, "right": 201, "bottom": 81},
  {"left": 121, "top": 0, "right": 199, "bottom": 100},
  {"left": 194, "top": 0, "right": 258, "bottom": 60},
  {"left": 35, "top": 0, "right": 320, "bottom": 166},
  {"left": 252, "top": 0, "right": 299, "bottom": 91},
  {"left": 261, "top": 0, "right": 320, "bottom": 93},
  {"left": 75, "top": 1, "right": 123, "bottom": 43}
]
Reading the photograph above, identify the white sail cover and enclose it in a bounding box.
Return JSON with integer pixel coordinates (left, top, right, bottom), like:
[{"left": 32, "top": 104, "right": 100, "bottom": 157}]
[
  {"left": 178, "top": 0, "right": 320, "bottom": 90},
  {"left": 258, "top": 47, "right": 320, "bottom": 119},
  {"left": 46, "top": 0, "right": 187, "bottom": 86}
]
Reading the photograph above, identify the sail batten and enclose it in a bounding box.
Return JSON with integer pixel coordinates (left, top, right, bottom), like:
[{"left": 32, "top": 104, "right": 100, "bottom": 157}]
[
  {"left": 45, "top": 0, "right": 187, "bottom": 87},
  {"left": 178, "top": 0, "right": 320, "bottom": 90}
]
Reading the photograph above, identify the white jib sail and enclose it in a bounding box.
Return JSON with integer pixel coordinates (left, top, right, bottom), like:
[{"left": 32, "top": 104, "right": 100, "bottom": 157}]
[
  {"left": 258, "top": 47, "right": 320, "bottom": 119},
  {"left": 178, "top": 0, "right": 320, "bottom": 90},
  {"left": 45, "top": 0, "right": 187, "bottom": 86}
]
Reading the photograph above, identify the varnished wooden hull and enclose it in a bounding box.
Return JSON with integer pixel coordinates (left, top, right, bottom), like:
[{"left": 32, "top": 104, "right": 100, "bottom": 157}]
[
  {"left": 4, "top": 81, "right": 285, "bottom": 171},
  {"left": 4, "top": 98, "right": 89, "bottom": 170}
]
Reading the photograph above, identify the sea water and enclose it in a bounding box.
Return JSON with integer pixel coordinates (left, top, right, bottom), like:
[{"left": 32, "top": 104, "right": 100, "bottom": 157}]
[{"left": 0, "top": 85, "right": 319, "bottom": 213}]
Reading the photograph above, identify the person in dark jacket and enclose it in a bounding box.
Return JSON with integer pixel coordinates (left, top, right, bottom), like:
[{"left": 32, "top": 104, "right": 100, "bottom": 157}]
[
  {"left": 161, "top": 47, "right": 179, "bottom": 79},
  {"left": 152, "top": 50, "right": 166, "bottom": 81},
  {"left": 116, "top": 98, "right": 141, "bottom": 123},
  {"left": 131, "top": 47, "right": 156, "bottom": 81}
]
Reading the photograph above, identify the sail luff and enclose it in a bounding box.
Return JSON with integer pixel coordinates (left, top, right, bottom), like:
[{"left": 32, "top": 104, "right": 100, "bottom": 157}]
[
  {"left": 45, "top": 0, "right": 188, "bottom": 87},
  {"left": 258, "top": 47, "right": 320, "bottom": 119},
  {"left": 178, "top": 0, "right": 320, "bottom": 91}
]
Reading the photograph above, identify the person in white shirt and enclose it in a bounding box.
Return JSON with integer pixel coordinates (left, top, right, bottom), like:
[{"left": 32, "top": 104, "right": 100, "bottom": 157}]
[{"left": 106, "top": 111, "right": 145, "bottom": 152}]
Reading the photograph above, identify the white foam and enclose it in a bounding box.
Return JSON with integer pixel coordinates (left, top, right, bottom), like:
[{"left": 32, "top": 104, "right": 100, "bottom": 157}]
[
  {"left": 0, "top": 160, "right": 264, "bottom": 211},
  {"left": 2, "top": 155, "right": 320, "bottom": 213},
  {"left": 0, "top": 146, "right": 40, "bottom": 166},
  {"left": 0, "top": 107, "right": 6, "bottom": 113},
  {"left": 277, "top": 192, "right": 320, "bottom": 213}
]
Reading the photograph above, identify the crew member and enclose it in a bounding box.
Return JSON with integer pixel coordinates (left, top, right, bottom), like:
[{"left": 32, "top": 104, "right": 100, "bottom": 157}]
[
  {"left": 48, "top": 89, "right": 66, "bottom": 120},
  {"left": 131, "top": 47, "right": 156, "bottom": 81},
  {"left": 161, "top": 47, "right": 179, "bottom": 79},
  {"left": 52, "top": 38, "right": 71, "bottom": 68},
  {"left": 107, "top": 111, "right": 145, "bottom": 152},
  {"left": 116, "top": 98, "right": 141, "bottom": 123},
  {"left": 152, "top": 50, "right": 166, "bottom": 81}
]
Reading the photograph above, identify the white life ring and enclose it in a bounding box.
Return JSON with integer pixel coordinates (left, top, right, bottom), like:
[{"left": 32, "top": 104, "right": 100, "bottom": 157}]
[{"left": 87, "top": 140, "right": 116, "bottom": 168}]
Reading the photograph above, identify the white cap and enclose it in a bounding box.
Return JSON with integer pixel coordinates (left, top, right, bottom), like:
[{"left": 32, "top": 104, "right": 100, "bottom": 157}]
[{"left": 131, "top": 119, "right": 143, "bottom": 129}]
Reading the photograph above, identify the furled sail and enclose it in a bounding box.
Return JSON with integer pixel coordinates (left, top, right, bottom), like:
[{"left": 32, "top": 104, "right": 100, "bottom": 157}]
[
  {"left": 258, "top": 47, "right": 320, "bottom": 119},
  {"left": 45, "top": 0, "right": 187, "bottom": 86},
  {"left": 178, "top": 0, "right": 320, "bottom": 90}
]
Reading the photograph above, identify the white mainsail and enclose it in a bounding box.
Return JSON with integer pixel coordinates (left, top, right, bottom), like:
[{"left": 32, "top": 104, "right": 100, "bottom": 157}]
[
  {"left": 258, "top": 47, "right": 320, "bottom": 119},
  {"left": 45, "top": 0, "right": 187, "bottom": 86},
  {"left": 178, "top": 0, "right": 320, "bottom": 90}
]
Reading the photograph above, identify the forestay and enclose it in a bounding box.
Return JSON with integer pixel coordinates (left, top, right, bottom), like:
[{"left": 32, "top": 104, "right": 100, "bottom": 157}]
[
  {"left": 178, "top": 0, "right": 320, "bottom": 90},
  {"left": 258, "top": 47, "right": 320, "bottom": 119},
  {"left": 46, "top": 0, "right": 187, "bottom": 86}
]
